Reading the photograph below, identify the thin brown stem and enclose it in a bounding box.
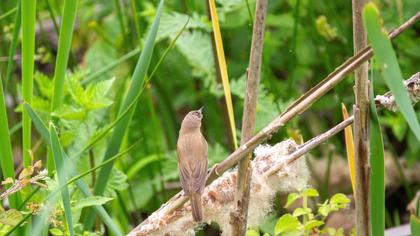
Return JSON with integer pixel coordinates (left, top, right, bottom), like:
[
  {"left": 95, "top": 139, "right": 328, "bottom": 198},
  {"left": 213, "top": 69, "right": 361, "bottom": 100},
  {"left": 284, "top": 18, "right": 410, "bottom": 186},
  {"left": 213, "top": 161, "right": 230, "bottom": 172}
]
[
  {"left": 230, "top": 0, "right": 267, "bottom": 233},
  {"left": 232, "top": 0, "right": 267, "bottom": 234}
]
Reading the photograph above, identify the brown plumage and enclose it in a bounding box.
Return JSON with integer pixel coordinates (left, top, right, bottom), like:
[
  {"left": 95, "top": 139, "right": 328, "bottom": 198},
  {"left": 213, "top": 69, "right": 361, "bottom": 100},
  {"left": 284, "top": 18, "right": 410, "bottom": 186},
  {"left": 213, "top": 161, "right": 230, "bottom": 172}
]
[{"left": 177, "top": 107, "right": 208, "bottom": 222}]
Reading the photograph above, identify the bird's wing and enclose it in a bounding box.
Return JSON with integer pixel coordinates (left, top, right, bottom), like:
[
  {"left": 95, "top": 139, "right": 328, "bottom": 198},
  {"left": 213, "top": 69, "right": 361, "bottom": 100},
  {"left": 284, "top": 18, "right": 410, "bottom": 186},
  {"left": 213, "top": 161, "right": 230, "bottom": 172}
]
[
  {"left": 192, "top": 136, "right": 208, "bottom": 193},
  {"left": 177, "top": 146, "right": 192, "bottom": 194}
]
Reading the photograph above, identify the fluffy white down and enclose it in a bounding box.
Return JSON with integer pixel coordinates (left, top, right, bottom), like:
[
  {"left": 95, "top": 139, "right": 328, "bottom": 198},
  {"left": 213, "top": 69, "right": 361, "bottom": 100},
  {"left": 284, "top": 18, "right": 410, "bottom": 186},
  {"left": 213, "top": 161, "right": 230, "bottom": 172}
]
[{"left": 129, "top": 139, "right": 310, "bottom": 236}]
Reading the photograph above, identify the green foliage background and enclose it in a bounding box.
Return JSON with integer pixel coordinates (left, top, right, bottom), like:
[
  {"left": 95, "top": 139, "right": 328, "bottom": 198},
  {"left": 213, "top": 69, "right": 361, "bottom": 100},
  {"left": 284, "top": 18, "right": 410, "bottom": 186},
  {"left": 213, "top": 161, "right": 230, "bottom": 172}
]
[{"left": 0, "top": 0, "right": 418, "bottom": 234}]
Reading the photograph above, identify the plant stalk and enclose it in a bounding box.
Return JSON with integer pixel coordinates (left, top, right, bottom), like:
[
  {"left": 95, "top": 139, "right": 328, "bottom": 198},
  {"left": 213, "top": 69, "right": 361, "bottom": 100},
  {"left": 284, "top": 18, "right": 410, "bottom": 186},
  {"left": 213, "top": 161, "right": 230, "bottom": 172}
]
[
  {"left": 232, "top": 0, "right": 267, "bottom": 234},
  {"left": 352, "top": 0, "right": 371, "bottom": 235}
]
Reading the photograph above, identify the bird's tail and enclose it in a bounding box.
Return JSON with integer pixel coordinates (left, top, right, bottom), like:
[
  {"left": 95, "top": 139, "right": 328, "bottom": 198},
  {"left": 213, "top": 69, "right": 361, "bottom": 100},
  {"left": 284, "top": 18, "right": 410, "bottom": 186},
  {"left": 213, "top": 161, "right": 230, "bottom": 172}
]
[{"left": 191, "top": 192, "right": 203, "bottom": 222}]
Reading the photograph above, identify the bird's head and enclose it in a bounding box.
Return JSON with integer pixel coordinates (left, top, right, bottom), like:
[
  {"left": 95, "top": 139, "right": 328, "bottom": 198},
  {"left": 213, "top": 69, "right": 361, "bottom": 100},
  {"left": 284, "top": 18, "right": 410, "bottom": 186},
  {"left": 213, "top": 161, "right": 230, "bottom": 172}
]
[{"left": 181, "top": 107, "right": 204, "bottom": 129}]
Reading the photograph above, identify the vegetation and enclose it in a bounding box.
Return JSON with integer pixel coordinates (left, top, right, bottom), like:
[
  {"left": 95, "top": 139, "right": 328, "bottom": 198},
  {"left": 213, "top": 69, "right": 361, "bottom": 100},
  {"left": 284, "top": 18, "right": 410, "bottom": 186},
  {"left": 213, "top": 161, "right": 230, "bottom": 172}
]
[{"left": 0, "top": 0, "right": 418, "bottom": 235}]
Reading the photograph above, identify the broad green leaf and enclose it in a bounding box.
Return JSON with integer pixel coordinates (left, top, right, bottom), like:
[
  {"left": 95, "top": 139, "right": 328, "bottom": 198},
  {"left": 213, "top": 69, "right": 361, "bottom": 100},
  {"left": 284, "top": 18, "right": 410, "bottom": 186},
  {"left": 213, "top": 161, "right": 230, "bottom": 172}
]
[
  {"left": 274, "top": 214, "right": 301, "bottom": 235},
  {"left": 74, "top": 196, "right": 114, "bottom": 210},
  {"left": 285, "top": 192, "right": 300, "bottom": 208},
  {"left": 303, "top": 220, "right": 324, "bottom": 231},
  {"left": 292, "top": 207, "right": 311, "bottom": 217},
  {"left": 318, "top": 203, "right": 330, "bottom": 217},
  {"left": 303, "top": 188, "right": 319, "bottom": 197},
  {"left": 363, "top": 3, "right": 420, "bottom": 141},
  {"left": 330, "top": 193, "right": 350, "bottom": 206},
  {"left": 246, "top": 229, "right": 260, "bottom": 236},
  {"left": 49, "top": 228, "right": 64, "bottom": 236}
]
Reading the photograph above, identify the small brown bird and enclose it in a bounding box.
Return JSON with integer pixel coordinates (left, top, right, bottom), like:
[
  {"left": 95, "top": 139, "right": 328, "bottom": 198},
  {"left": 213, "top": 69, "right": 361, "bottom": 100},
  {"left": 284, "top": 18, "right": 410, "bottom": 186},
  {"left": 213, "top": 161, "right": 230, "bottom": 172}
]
[{"left": 177, "top": 107, "right": 208, "bottom": 222}]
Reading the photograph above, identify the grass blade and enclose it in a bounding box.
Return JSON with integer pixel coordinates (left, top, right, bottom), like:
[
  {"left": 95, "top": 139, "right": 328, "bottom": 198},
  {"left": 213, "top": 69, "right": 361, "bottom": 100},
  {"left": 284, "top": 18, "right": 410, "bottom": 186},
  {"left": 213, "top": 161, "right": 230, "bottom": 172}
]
[
  {"left": 363, "top": 3, "right": 420, "bottom": 141},
  {"left": 4, "top": 0, "right": 21, "bottom": 88},
  {"left": 369, "top": 76, "right": 385, "bottom": 236},
  {"left": 23, "top": 103, "right": 123, "bottom": 236},
  {"left": 51, "top": 0, "right": 78, "bottom": 110},
  {"left": 207, "top": 0, "right": 238, "bottom": 149},
  {"left": 341, "top": 103, "right": 356, "bottom": 195},
  {"left": 0, "top": 77, "right": 21, "bottom": 208},
  {"left": 83, "top": 1, "right": 164, "bottom": 228},
  {"left": 82, "top": 48, "right": 141, "bottom": 85},
  {"left": 92, "top": 0, "right": 164, "bottom": 197},
  {"left": 0, "top": 7, "right": 18, "bottom": 21},
  {"left": 21, "top": 0, "right": 36, "bottom": 167},
  {"left": 49, "top": 123, "right": 74, "bottom": 236}
]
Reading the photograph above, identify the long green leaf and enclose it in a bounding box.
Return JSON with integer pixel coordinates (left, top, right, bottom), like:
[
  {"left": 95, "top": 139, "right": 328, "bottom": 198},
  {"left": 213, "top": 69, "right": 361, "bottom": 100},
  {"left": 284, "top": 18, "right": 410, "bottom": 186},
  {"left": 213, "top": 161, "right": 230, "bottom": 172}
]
[
  {"left": 48, "top": 124, "right": 74, "bottom": 236},
  {"left": 83, "top": 1, "right": 164, "bottom": 228},
  {"left": 21, "top": 0, "right": 36, "bottom": 167},
  {"left": 363, "top": 3, "right": 420, "bottom": 141},
  {"left": 4, "top": 0, "right": 21, "bottom": 88},
  {"left": 51, "top": 0, "right": 78, "bottom": 110},
  {"left": 24, "top": 104, "right": 123, "bottom": 236},
  {"left": 93, "top": 0, "right": 164, "bottom": 196},
  {"left": 82, "top": 48, "right": 141, "bottom": 85},
  {"left": 0, "top": 77, "right": 20, "bottom": 208},
  {"left": 369, "top": 75, "right": 385, "bottom": 236},
  {"left": 0, "top": 7, "right": 17, "bottom": 21}
]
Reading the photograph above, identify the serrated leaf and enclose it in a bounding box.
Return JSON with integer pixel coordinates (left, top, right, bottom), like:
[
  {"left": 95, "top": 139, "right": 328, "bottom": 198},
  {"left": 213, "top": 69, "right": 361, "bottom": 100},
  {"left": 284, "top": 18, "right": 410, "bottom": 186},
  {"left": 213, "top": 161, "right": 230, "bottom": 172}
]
[
  {"left": 104, "top": 168, "right": 129, "bottom": 198},
  {"left": 157, "top": 12, "right": 209, "bottom": 41},
  {"left": 285, "top": 192, "right": 301, "bottom": 208},
  {"left": 74, "top": 196, "right": 114, "bottom": 210}
]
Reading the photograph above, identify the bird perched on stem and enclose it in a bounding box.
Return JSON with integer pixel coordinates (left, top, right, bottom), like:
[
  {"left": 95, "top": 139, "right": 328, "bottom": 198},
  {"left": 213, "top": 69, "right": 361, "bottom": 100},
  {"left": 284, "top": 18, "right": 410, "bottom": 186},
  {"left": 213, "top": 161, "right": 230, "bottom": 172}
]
[{"left": 177, "top": 107, "right": 208, "bottom": 222}]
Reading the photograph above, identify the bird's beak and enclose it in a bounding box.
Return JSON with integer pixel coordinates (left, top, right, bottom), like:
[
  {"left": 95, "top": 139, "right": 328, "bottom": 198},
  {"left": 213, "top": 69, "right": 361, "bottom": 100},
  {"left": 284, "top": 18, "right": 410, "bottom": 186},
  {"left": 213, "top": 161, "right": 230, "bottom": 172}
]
[{"left": 198, "top": 106, "right": 204, "bottom": 113}]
